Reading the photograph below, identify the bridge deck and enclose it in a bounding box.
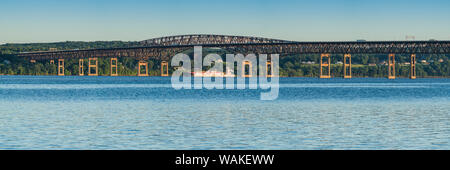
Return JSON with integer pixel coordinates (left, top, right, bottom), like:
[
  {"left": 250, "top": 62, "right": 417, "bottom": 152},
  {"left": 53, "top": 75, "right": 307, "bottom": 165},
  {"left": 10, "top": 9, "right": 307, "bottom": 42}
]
[{"left": 18, "top": 40, "right": 450, "bottom": 60}]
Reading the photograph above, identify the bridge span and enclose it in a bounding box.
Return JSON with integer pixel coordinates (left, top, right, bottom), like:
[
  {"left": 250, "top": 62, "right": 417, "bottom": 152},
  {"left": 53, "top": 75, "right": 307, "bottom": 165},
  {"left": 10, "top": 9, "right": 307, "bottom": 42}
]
[{"left": 17, "top": 34, "right": 450, "bottom": 79}]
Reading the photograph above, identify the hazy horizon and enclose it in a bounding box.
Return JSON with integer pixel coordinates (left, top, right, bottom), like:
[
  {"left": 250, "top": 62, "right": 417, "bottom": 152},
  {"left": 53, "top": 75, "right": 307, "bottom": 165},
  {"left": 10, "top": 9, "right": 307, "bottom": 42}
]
[{"left": 1, "top": 35, "right": 449, "bottom": 46}]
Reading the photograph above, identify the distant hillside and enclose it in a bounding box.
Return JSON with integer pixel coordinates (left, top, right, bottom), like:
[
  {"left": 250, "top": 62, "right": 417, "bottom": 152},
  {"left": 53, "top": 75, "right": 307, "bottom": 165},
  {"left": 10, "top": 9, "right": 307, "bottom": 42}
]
[
  {"left": 0, "top": 41, "right": 449, "bottom": 77},
  {"left": 0, "top": 41, "right": 141, "bottom": 54}
]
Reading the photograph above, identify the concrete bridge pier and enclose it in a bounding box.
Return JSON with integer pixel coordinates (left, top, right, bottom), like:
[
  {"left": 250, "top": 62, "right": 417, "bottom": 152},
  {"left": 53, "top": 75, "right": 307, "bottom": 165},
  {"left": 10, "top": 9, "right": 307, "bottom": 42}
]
[
  {"left": 58, "top": 59, "right": 64, "bottom": 76},
  {"left": 110, "top": 58, "right": 118, "bottom": 76},
  {"left": 320, "top": 54, "right": 331, "bottom": 78},
  {"left": 88, "top": 58, "right": 98, "bottom": 76},
  {"left": 161, "top": 61, "right": 169, "bottom": 77},
  {"left": 138, "top": 60, "right": 148, "bottom": 76},
  {"left": 79, "top": 59, "right": 84, "bottom": 76},
  {"left": 243, "top": 61, "right": 252, "bottom": 77},
  {"left": 266, "top": 61, "right": 273, "bottom": 77},
  {"left": 388, "top": 54, "right": 395, "bottom": 79},
  {"left": 410, "top": 54, "right": 416, "bottom": 79},
  {"left": 343, "top": 54, "right": 352, "bottom": 78}
]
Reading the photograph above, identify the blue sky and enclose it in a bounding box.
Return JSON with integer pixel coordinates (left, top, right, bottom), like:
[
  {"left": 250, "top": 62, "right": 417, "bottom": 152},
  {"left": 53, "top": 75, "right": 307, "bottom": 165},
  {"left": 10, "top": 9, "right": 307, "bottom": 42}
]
[{"left": 1, "top": 0, "right": 449, "bottom": 43}]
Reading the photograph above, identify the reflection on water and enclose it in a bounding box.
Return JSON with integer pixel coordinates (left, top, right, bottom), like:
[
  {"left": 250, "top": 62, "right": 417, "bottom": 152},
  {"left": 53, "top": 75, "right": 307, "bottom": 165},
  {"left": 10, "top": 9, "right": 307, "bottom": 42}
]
[{"left": 0, "top": 76, "right": 449, "bottom": 149}]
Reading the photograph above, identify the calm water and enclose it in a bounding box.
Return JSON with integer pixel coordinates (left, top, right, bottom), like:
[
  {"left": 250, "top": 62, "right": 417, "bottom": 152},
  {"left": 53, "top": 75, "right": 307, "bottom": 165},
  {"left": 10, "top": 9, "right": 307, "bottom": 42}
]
[{"left": 0, "top": 76, "right": 449, "bottom": 149}]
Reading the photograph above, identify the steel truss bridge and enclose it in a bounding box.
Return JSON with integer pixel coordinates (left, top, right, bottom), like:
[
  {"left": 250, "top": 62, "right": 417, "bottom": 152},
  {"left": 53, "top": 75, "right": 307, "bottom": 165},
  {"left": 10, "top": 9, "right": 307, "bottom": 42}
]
[{"left": 17, "top": 34, "right": 450, "bottom": 79}]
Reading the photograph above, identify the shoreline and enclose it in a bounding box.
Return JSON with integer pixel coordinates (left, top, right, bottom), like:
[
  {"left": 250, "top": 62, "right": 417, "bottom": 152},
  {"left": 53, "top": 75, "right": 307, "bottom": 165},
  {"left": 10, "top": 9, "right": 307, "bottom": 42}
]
[{"left": 0, "top": 74, "right": 449, "bottom": 78}]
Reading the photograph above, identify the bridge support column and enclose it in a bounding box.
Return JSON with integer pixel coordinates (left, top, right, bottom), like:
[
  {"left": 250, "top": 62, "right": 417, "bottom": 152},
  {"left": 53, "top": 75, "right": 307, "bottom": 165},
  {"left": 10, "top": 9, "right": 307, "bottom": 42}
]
[
  {"left": 161, "top": 61, "right": 169, "bottom": 77},
  {"left": 79, "top": 59, "right": 84, "bottom": 76},
  {"left": 243, "top": 61, "right": 252, "bottom": 77},
  {"left": 388, "top": 54, "right": 395, "bottom": 79},
  {"left": 343, "top": 54, "right": 351, "bottom": 78},
  {"left": 58, "top": 59, "right": 64, "bottom": 76},
  {"left": 88, "top": 58, "right": 98, "bottom": 76},
  {"left": 110, "top": 58, "right": 118, "bottom": 76},
  {"left": 320, "top": 54, "right": 331, "bottom": 78},
  {"left": 410, "top": 54, "right": 416, "bottom": 79},
  {"left": 50, "top": 60, "right": 54, "bottom": 64},
  {"left": 138, "top": 60, "right": 148, "bottom": 76},
  {"left": 266, "top": 61, "right": 273, "bottom": 77}
]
